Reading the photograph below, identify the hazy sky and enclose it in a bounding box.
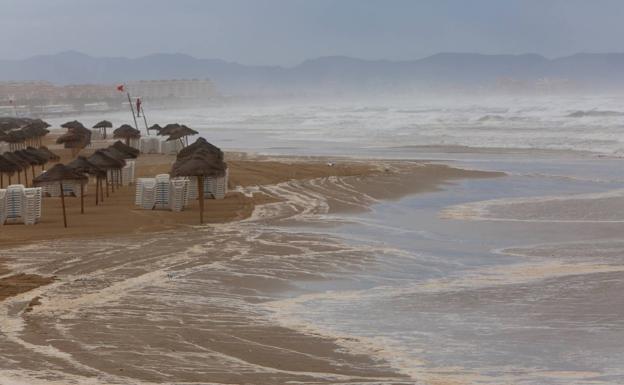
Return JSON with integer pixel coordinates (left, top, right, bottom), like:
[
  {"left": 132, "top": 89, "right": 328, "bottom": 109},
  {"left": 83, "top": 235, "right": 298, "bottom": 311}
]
[{"left": 2, "top": 0, "right": 624, "bottom": 65}]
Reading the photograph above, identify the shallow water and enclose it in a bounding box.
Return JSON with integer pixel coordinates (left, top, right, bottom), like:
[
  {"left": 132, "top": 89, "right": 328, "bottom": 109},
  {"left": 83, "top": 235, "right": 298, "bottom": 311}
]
[{"left": 268, "top": 159, "right": 624, "bottom": 384}]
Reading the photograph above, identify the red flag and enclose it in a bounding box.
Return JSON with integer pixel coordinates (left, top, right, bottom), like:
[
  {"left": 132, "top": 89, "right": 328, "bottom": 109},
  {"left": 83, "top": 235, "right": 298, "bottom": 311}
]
[{"left": 116, "top": 84, "right": 125, "bottom": 92}]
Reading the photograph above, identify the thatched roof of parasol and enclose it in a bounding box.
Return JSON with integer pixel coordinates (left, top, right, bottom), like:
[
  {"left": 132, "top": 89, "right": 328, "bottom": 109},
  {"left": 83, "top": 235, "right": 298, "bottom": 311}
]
[
  {"left": 36, "top": 146, "right": 60, "bottom": 162},
  {"left": 56, "top": 131, "right": 87, "bottom": 148},
  {"left": 87, "top": 150, "right": 126, "bottom": 169},
  {"left": 148, "top": 124, "right": 162, "bottom": 132},
  {"left": 111, "top": 141, "right": 140, "bottom": 158},
  {"left": 158, "top": 123, "right": 182, "bottom": 136},
  {"left": 177, "top": 137, "right": 224, "bottom": 160},
  {"left": 93, "top": 120, "right": 113, "bottom": 129},
  {"left": 67, "top": 156, "right": 106, "bottom": 176},
  {"left": 2, "top": 152, "right": 29, "bottom": 170},
  {"left": 14, "top": 149, "right": 46, "bottom": 166},
  {"left": 3, "top": 130, "right": 26, "bottom": 143},
  {"left": 22, "top": 147, "right": 51, "bottom": 164},
  {"left": 0, "top": 155, "right": 21, "bottom": 173},
  {"left": 170, "top": 152, "right": 227, "bottom": 178},
  {"left": 61, "top": 120, "right": 87, "bottom": 130},
  {"left": 33, "top": 163, "right": 88, "bottom": 185},
  {"left": 101, "top": 147, "right": 134, "bottom": 161},
  {"left": 113, "top": 124, "right": 141, "bottom": 139}
]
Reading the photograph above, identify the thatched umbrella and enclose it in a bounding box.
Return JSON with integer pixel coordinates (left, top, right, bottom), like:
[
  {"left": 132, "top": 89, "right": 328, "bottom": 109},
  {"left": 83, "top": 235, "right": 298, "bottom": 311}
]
[
  {"left": 166, "top": 124, "right": 198, "bottom": 147},
  {"left": 148, "top": 124, "right": 162, "bottom": 135},
  {"left": 37, "top": 146, "right": 60, "bottom": 163},
  {"left": 177, "top": 137, "right": 223, "bottom": 160},
  {"left": 157, "top": 123, "right": 182, "bottom": 136},
  {"left": 87, "top": 150, "right": 125, "bottom": 196},
  {"left": 57, "top": 121, "right": 92, "bottom": 156},
  {"left": 2, "top": 151, "right": 29, "bottom": 185},
  {"left": 0, "top": 154, "right": 20, "bottom": 187},
  {"left": 25, "top": 146, "right": 58, "bottom": 171},
  {"left": 14, "top": 149, "right": 46, "bottom": 182},
  {"left": 170, "top": 150, "right": 227, "bottom": 224},
  {"left": 4, "top": 130, "right": 26, "bottom": 151},
  {"left": 110, "top": 141, "right": 140, "bottom": 158},
  {"left": 93, "top": 120, "right": 113, "bottom": 139},
  {"left": 113, "top": 124, "right": 141, "bottom": 146},
  {"left": 67, "top": 156, "right": 106, "bottom": 205},
  {"left": 22, "top": 119, "right": 50, "bottom": 147},
  {"left": 33, "top": 164, "right": 88, "bottom": 227}
]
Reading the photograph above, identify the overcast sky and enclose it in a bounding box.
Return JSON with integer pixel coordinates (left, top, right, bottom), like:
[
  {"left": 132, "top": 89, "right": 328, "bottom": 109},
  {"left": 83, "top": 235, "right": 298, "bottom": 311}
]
[{"left": 2, "top": 0, "right": 623, "bottom": 66}]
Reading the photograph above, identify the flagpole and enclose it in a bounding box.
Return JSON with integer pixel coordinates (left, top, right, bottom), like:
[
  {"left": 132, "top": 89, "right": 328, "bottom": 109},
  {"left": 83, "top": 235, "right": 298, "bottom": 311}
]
[
  {"left": 127, "top": 92, "right": 139, "bottom": 129},
  {"left": 141, "top": 102, "right": 150, "bottom": 136}
]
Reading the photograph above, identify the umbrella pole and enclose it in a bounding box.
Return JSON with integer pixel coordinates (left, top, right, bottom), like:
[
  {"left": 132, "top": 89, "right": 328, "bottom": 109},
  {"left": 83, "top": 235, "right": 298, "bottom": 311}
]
[
  {"left": 106, "top": 174, "right": 110, "bottom": 196},
  {"left": 8, "top": 174, "right": 11, "bottom": 185},
  {"left": 31, "top": 165, "right": 35, "bottom": 180},
  {"left": 100, "top": 177, "right": 105, "bottom": 202},
  {"left": 24, "top": 169, "right": 29, "bottom": 187},
  {"left": 80, "top": 182, "right": 84, "bottom": 214},
  {"left": 17, "top": 170, "right": 21, "bottom": 184},
  {"left": 60, "top": 180, "right": 67, "bottom": 228},
  {"left": 0, "top": 173, "right": 3, "bottom": 188},
  {"left": 198, "top": 175, "right": 204, "bottom": 224},
  {"left": 95, "top": 177, "right": 99, "bottom": 206}
]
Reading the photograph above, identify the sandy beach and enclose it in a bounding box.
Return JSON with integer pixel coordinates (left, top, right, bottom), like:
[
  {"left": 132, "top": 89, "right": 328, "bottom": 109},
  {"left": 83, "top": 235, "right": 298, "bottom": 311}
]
[{"left": 0, "top": 133, "right": 503, "bottom": 384}]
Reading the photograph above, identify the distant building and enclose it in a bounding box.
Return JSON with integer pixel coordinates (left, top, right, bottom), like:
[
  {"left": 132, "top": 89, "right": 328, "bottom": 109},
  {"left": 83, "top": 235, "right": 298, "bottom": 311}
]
[{"left": 126, "top": 79, "right": 216, "bottom": 100}]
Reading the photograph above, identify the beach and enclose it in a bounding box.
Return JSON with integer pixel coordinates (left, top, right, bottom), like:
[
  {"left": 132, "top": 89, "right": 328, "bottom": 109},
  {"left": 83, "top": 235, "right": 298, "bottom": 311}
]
[
  {"left": 0, "top": 130, "right": 503, "bottom": 384},
  {"left": 3, "top": 97, "right": 624, "bottom": 384}
]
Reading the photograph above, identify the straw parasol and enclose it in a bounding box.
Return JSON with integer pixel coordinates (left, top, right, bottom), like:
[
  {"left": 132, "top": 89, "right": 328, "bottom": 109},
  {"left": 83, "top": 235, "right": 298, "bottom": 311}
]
[
  {"left": 113, "top": 124, "right": 141, "bottom": 146},
  {"left": 148, "top": 124, "right": 162, "bottom": 134},
  {"left": 14, "top": 149, "right": 46, "bottom": 182},
  {"left": 0, "top": 154, "right": 20, "bottom": 187},
  {"left": 93, "top": 120, "right": 113, "bottom": 139},
  {"left": 165, "top": 124, "right": 198, "bottom": 147},
  {"left": 110, "top": 141, "right": 140, "bottom": 158},
  {"left": 87, "top": 150, "right": 125, "bottom": 196},
  {"left": 25, "top": 146, "right": 58, "bottom": 171},
  {"left": 67, "top": 156, "right": 106, "bottom": 205},
  {"left": 37, "top": 146, "right": 61, "bottom": 163},
  {"left": 33, "top": 164, "right": 88, "bottom": 227},
  {"left": 170, "top": 142, "right": 227, "bottom": 224},
  {"left": 57, "top": 121, "right": 92, "bottom": 156},
  {"left": 2, "top": 151, "right": 29, "bottom": 185},
  {"left": 177, "top": 137, "right": 223, "bottom": 160},
  {"left": 21, "top": 119, "right": 50, "bottom": 147}
]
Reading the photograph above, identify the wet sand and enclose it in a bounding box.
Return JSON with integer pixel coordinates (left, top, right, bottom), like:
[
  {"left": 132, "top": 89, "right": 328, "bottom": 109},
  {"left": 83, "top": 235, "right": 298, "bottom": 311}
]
[{"left": 0, "top": 136, "right": 502, "bottom": 384}]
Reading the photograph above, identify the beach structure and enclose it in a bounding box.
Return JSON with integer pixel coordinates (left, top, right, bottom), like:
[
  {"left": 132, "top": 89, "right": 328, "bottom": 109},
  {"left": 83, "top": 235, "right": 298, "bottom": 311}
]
[
  {"left": 0, "top": 154, "right": 21, "bottom": 187},
  {"left": 67, "top": 156, "right": 106, "bottom": 205},
  {"left": 113, "top": 124, "right": 141, "bottom": 146},
  {"left": 93, "top": 120, "right": 112, "bottom": 140},
  {"left": 57, "top": 120, "right": 92, "bottom": 157},
  {"left": 2, "top": 152, "right": 29, "bottom": 186},
  {"left": 13, "top": 149, "right": 46, "bottom": 181},
  {"left": 170, "top": 137, "right": 228, "bottom": 224},
  {"left": 87, "top": 150, "right": 125, "bottom": 195},
  {"left": 134, "top": 174, "right": 189, "bottom": 212},
  {"left": 33, "top": 164, "right": 88, "bottom": 227},
  {"left": 0, "top": 184, "right": 42, "bottom": 225}
]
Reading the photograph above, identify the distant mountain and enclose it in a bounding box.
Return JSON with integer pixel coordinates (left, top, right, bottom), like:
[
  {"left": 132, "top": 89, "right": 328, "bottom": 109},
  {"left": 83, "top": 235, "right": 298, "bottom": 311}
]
[{"left": 2, "top": 51, "right": 624, "bottom": 94}]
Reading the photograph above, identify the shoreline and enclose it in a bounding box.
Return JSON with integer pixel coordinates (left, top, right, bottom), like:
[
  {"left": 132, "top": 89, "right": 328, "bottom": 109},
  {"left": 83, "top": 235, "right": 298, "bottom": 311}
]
[{"left": 0, "top": 149, "right": 503, "bottom": 384}]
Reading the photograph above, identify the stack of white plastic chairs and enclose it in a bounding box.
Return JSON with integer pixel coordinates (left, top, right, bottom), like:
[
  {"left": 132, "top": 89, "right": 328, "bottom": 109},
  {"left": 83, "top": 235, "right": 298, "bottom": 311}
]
[
  {"left": 42, "top": 181, "right": 85, "bottom": 197},
  {"left": 160, "top": 140, "right": 184, "bottom": 155},
  {"left": 0, "top": 185, "right": 42, "bottom": 225},
  {"left": 90, "top": 129, "right": 104, "bottom": 141},
  {"left": 154, "top": 174, "right": 170, "bottom": 209},
  {"left": 128, "top": 138, "right": 141, "bottom": 150},
  {"left": 135, "top": 178, "right": 157, "bottom": 209},
  {"left": 121, "top": 160, "right": 136, "bottom": 186},
  {"left": 185, "top": 170, "right": 228, "bottom": 200},
  {"left": 169, "top": 178, "right": 188, "bottom": 212},
  {"left": 134, "top": 176, "right": 190, "bottom": 212},
  {"left": 139, "top": 137, "right": 161, "bottom": 154},
  {"left": 21, "top": 187, "right": 42, "bottom": 225},
  {"left": 0, "top": 189, "right": 7, "bottom": 225}
]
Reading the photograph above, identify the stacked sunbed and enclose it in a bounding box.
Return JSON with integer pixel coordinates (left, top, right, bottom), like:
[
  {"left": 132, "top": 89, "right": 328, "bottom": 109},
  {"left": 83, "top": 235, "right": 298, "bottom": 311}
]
[{"left": 0, "top": 184, "right": 42, "bottom": 225}]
